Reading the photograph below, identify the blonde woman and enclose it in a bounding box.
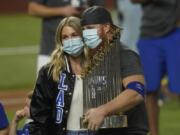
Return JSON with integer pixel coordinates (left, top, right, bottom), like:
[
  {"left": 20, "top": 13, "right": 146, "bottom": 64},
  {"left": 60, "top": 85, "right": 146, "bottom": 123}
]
[{"left": 29, "top": 17, "right": 92, "bottom": 135}]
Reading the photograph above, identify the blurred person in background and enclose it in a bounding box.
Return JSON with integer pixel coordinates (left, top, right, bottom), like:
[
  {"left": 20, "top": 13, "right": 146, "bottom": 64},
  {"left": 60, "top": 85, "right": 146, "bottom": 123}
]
[
  {"left": 28, "top": 0, "right": 103, "bottom": 72},
  {"left": 131, "top": 0, "right": 180, "bottom": 135},
  {"left": 9, "top": 91, "right": 33, "bottom": 135},
  {"left": 0, "top": 102, "right": 9, "bottom": 135},
  {"left": 117, "top": 0, "right": 142, "bottom": 51}
]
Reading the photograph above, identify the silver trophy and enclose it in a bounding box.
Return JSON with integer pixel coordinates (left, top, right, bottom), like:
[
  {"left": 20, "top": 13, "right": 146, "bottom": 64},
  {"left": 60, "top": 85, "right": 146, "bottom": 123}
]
[{"left": 80, "top": 35, "right": 128, "bottom": 129}]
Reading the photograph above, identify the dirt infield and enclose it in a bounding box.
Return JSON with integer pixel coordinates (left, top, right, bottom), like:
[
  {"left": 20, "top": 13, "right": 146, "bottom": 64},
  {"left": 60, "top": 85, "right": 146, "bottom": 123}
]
[{"left": 0, "top": 89, "right": 32, "bottom": 111}]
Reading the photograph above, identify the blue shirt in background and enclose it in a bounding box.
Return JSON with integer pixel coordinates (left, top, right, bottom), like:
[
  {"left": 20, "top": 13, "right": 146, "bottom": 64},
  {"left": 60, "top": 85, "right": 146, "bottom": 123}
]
[
  {"left": 17, "top": 124, "right": 29, "bottom": 135},
  {"left": 0, "top": 102, "right": 9, "bottom": 129}
]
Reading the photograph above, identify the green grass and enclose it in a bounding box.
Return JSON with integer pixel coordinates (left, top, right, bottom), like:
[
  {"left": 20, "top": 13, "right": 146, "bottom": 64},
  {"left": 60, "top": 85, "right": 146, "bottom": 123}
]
[
  {"left": 0, "top": 14, "right": 40, "bottom": 90},
  {"left": 159, "top": 100, "right": 180, "bottom": 135},
  {"left": 0, "top": 14, "right": 41, "bottom": 47},
  {"left": 0, "top": 54, "right": 37, "bottom": 90}
]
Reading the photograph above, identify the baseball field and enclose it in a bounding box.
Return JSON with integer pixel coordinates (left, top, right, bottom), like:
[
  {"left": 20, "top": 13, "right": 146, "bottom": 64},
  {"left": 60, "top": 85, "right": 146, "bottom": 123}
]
[{"left": 0, "top": 14, "right": 180, "bottom": 134}]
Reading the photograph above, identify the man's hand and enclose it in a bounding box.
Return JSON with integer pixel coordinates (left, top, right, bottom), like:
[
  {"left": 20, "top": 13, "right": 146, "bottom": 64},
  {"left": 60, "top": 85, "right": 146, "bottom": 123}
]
[
  {"left": 59, "top": 6, "right": 80, "bottom": 16},
  {"left": 83, "top": 106, "right": 107, "bottom": 131},
  {"left": 28, "top": 2, "right": 81, "bottom": 17}
]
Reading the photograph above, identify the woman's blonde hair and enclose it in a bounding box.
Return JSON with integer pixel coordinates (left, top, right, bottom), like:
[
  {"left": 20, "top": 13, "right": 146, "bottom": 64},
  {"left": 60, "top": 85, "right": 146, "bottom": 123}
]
[{"left": 49, "top": 16, "right": 89, "bottom": 81}]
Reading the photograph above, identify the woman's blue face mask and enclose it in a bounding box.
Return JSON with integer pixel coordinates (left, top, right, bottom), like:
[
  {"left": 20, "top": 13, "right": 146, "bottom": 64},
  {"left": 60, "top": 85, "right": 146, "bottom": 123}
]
[
  {"left": 82, "top": 28, "right": 102, "bottom": 49},
  {"left": 62, "top": 37, "right": 84, "bottom": 57}
]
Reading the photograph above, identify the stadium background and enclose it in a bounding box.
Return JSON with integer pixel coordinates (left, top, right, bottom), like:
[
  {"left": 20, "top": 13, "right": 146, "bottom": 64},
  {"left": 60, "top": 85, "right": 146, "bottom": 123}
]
[{"left": 0, "top": 0, "right": 179, "bottom": 134}]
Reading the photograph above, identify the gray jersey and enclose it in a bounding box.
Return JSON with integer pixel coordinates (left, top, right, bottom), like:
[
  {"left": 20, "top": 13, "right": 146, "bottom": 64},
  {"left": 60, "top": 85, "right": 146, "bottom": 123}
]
[
  {"left": 120, "top": 45, "right": 143, "bottom": 78},
  {"left": 140, "top": 0, "right": 180, "bottom": 38},
  {"left": 119, "top": 45, "right": 148, "bottom": 133}
]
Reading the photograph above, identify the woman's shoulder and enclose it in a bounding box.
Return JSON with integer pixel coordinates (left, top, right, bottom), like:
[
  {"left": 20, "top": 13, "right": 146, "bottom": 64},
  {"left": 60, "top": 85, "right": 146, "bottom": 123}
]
[
  {"left": 38, "top": 63, "right": 51, "bottom": 73},
  {"left": 37, "top": 63, "right": 53, "bottom": 80}
]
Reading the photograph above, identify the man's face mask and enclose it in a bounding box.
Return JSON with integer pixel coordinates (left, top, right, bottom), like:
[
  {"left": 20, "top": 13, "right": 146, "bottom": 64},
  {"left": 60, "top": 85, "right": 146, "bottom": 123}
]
[
  {"left": 82, "top": 28, "right": 102, "bottom": 49},
  {"left": 62, "top": 37, "right": 84, "bottom": 57}
]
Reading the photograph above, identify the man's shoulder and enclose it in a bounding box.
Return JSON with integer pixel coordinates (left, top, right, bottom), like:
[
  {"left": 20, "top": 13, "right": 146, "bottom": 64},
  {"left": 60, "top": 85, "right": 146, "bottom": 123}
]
[
  {"left": 119, "top": 43, "right": 139, "bottom": 58},
  {"left": 118, "top": 43, "right": 143, "bottom": 78}
]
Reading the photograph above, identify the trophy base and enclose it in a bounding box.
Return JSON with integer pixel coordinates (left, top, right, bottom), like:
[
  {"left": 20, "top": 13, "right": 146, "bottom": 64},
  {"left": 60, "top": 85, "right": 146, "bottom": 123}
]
[{"left": 80, "top": 115, "right": 127, "bottom": 129}]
